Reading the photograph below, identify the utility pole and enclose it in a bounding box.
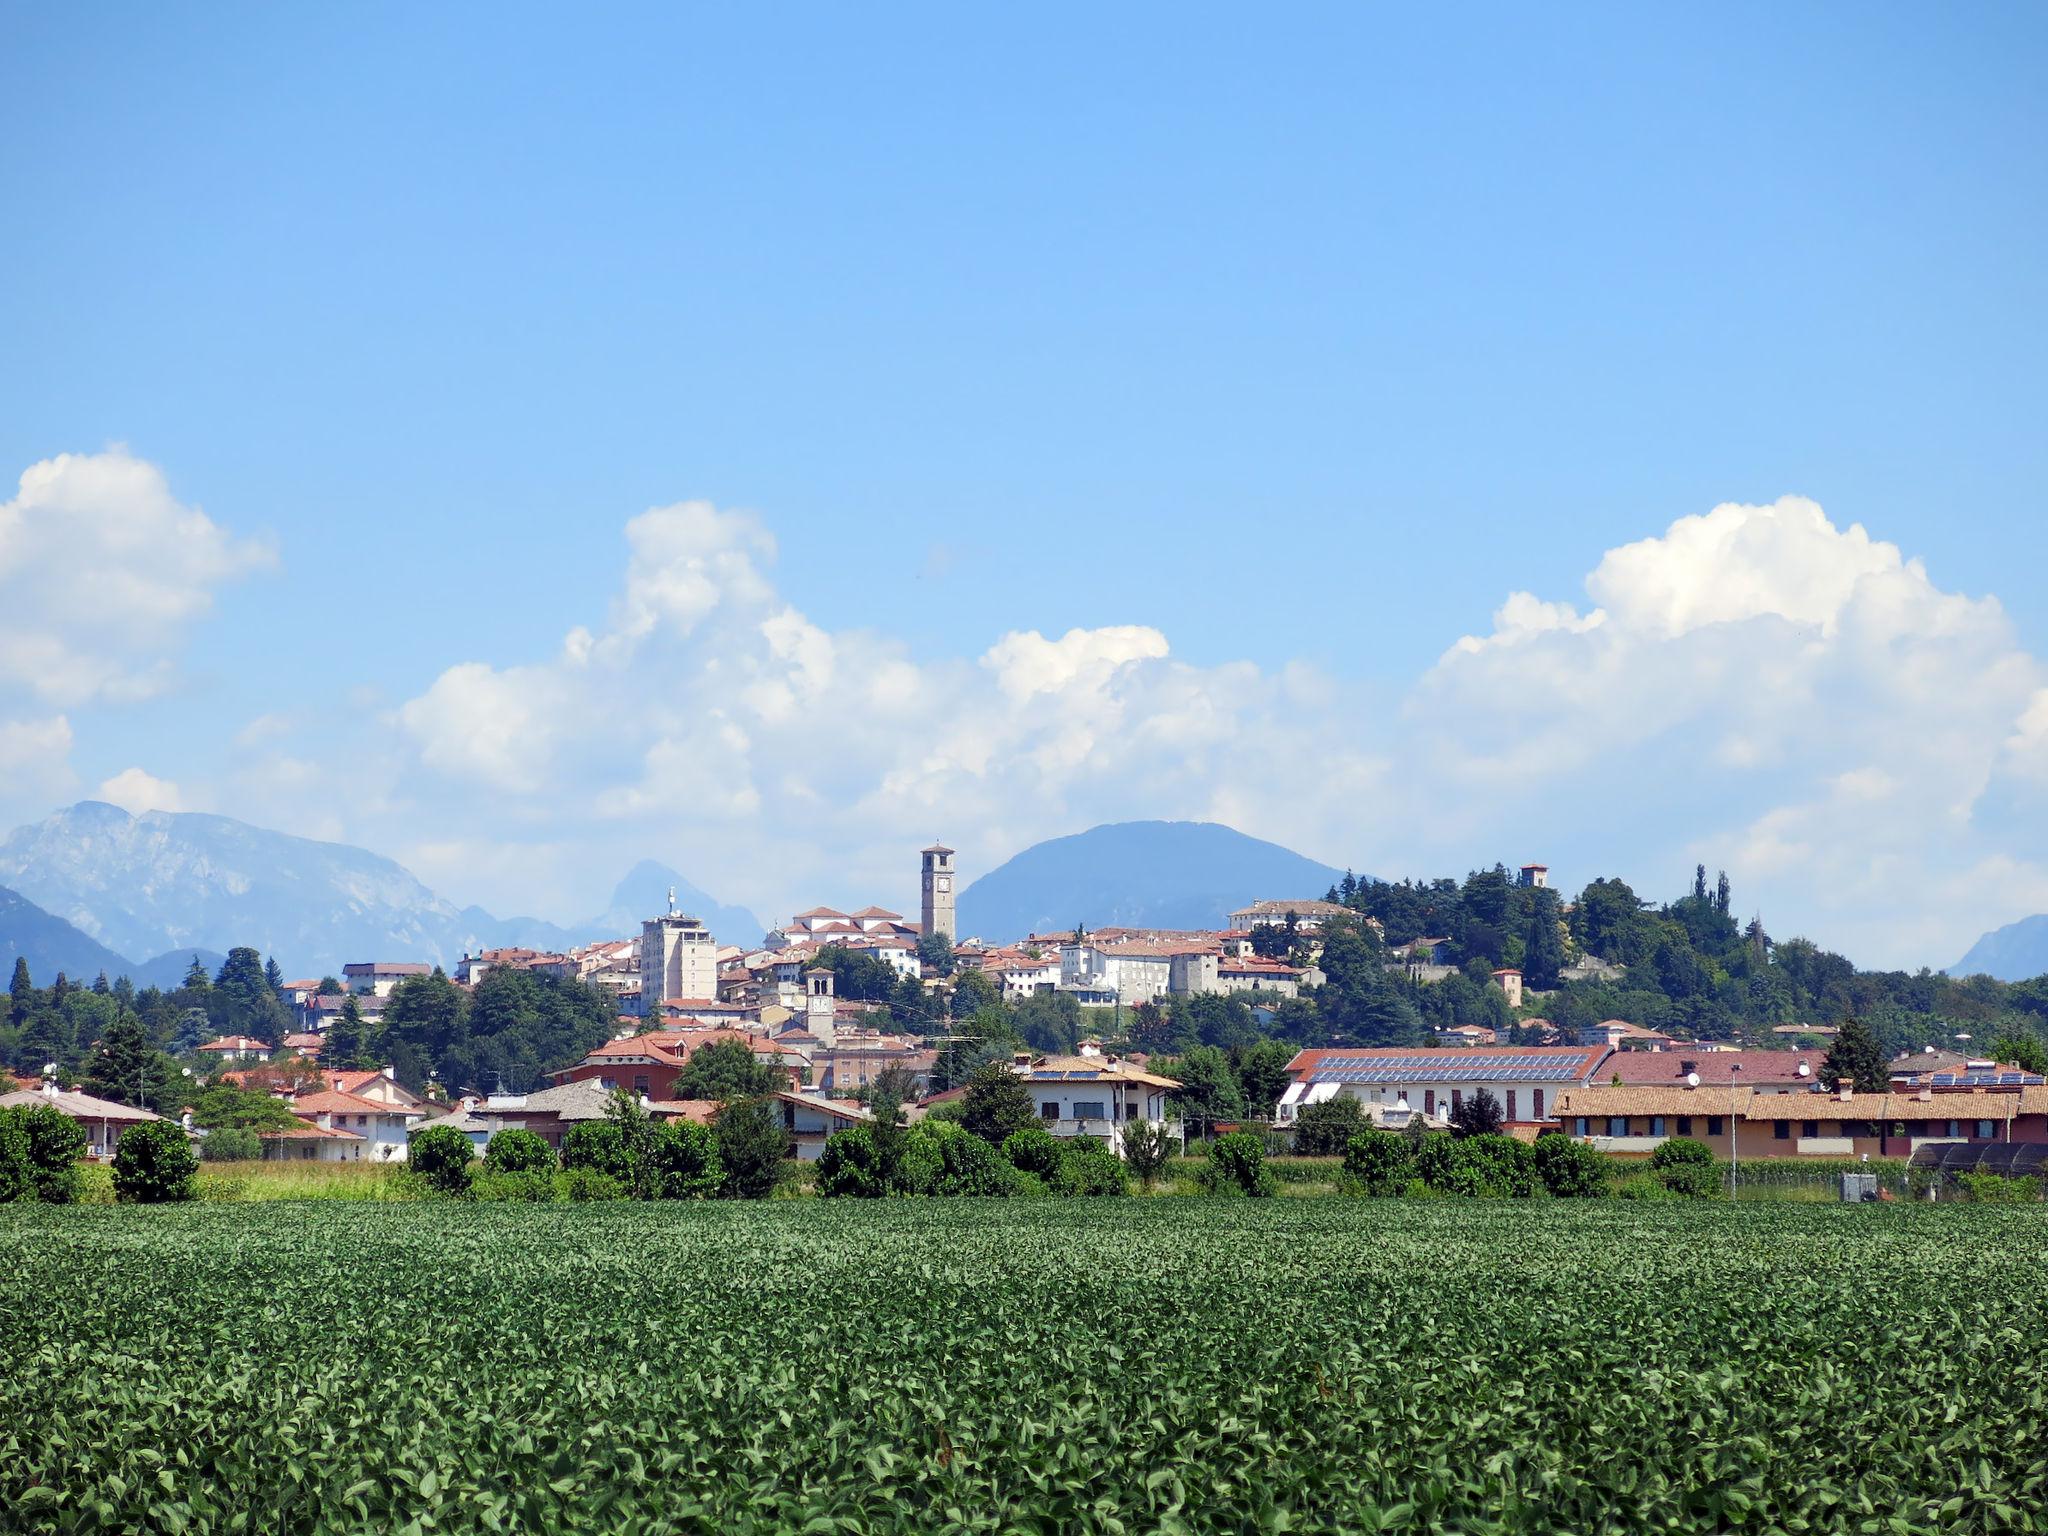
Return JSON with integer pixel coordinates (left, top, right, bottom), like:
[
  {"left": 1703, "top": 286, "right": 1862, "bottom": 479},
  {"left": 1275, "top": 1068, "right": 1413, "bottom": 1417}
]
[{"left": 1728, "top": 1062, "right": 1741, "bottom": 1199}]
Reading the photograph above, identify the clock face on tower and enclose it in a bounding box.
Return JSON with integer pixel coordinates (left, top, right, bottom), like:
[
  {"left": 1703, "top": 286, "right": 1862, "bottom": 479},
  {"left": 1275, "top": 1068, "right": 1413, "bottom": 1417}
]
[{"left": 935, "top": 876, "right": 951, "bottom": 893}]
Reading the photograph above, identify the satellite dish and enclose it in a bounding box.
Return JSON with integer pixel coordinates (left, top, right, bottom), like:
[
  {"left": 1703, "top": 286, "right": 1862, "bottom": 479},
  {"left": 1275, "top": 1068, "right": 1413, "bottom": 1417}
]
[
  {"left": 1797, "top": 1062, "right": 1811, "bottom": 1077},
  {"left": 1685, "top": 1071, "right": 1700, "bottom": 1088},
  {"left": 1924, "top": 1044, "right": 1936, "bottom": 1054}
]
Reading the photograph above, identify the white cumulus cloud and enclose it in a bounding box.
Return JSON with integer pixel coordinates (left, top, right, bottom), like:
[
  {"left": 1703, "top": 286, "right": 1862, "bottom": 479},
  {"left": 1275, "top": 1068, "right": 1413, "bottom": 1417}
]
[
  {"left": 0, "top": 448, "right": 274, "bottom": 705},
  {"left": 254, "top": 489, "right": 2048, "bottom": 968},
  {"left": 95, "top": 767, "right": 186, "bottom": 815}
]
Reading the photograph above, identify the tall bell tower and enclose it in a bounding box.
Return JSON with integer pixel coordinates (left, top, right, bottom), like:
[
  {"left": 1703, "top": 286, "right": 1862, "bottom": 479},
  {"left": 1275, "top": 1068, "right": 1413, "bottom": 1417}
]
[{"left": 920, "top": 843, "right": 956, "bottom": 942}]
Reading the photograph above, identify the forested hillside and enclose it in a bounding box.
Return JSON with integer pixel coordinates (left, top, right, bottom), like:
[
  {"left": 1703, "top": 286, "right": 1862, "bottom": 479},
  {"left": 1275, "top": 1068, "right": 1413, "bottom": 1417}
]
[{"left": 1326, "top": 864, "right": 2048, "bottom": 1059}]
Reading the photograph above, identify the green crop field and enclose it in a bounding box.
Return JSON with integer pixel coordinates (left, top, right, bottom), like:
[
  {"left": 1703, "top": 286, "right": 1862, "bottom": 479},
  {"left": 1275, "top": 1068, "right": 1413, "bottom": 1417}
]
[{"left": 3, "top": 1201, "right": 2045, "bottom": 1535}]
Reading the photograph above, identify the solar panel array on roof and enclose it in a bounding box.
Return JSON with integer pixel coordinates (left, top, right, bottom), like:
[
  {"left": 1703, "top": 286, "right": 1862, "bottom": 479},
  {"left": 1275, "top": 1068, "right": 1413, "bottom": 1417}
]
[
  {"left": 1900, "top": 1071, "right": 2045, "bottom": 1088},
  {"left": 1033, "top": 1069, "right": 1101, "bottom": 1080},
  {"left": 1307, "top": 1053, "right": 1589, "bottom": 1085}
]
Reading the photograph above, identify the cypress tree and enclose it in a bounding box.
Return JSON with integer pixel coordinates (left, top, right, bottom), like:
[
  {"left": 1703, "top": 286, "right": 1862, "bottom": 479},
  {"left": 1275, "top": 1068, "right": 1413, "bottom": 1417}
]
[{"left": 1821, "top": 1017, "right": 1889, "bottom": 1094}]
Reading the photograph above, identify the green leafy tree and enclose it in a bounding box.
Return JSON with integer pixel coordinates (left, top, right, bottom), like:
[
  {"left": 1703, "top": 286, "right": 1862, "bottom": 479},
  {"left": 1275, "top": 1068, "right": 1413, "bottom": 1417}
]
[
  {"left": 1987, "top": 1031, "right": 2048, "bottom": 1077},
  {"left": 112, "top": 1119, "right": 198, "bottom": 1203},
  {"left": 200, "top": 1127, "right": 263, "bottom": 1162},
  {"left": 1165, "top": 1045, "right": 1243, "bottom": 1140},
  {"left": 916, "top": 931, "right": 956, "bottom": 978},
  {"left": 189, "top": 1083, "right": 304, "bottom": 1131},
  {"left": 1051, "top": 1140, "right": 1127, "bottom": 1196},
  {"left": 675, "top": 1039, "right": 779, "bottom": 1100},
  {"left": 1647, "top": 1136, "right": 1721, "bottom": 1198},
  {"left": 1231, "top": 1039, "right": 1295, "bottom": 1118},
  {"left": 945, "top": 967, "right": 999, "bottom": 1019},
  {"left": 562, "top": 1121, "right": 630, "bottom": 1182},
  {"left": 408, "top": 1124, "right": 476, "bottom": 1196},
  {"left": 1200, "top": 1130, "right": 1275, "bottom": 1197},
  {"left": 1292, "top": 1095, "right": 1367, "bottom": 1156},
  {"left": 652, "top": 1120, "right": 723, "bottom": 1199},
  {"left": 912, "top": 1119, "right": 1014, "bottom": 1196},
  {"left": 1820, "top": 1017, "right": 1889, "bottom": 1094},
  {"left": 711, "top": 1097, "right": 792, "bottom": 1198},
  {"left": 1121, "top": 1119, "right": 1170, "bottom": 1190},
  {"left": 1001, "top": 1126, "right": 1064, "bottom": 1179},
  {"left": 961, "top": 1059, "right": 1036, "bottom": 1146},
  {"left": 816, "top": 1125, "right": 887, "bottom": 1197},
  {"left": 1449, "top": 1087, "right": 1505, "bottom": 1139},
  {"left": 0, "top": 1103, "right": 86, "bottom": 1202},
  {"left": 1314, "top": 918, "right": 1425, "bottom": 1045},
  {"left": 483, "top": 1127, "right": 555, "bottom": 1176},
  {"left": 80, "top": 1012, "right": 181, "bottom": 1112},
  {"left": 865, "top": 1064, "right": 917, "bottom": 1186},
  {"left": 1533, "top": 1132, "right": 1608, "bottom": 1197},
  {"left": 1341, "top": 1128, "right": 1416, "bottom": 1195}
]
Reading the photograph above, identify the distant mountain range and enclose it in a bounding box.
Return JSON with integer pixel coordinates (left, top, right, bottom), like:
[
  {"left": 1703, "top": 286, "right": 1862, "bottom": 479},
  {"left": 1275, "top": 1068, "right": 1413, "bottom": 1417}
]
[
  {"left": 1951, "top": 915, "right": 2048, "bottom": 983},
  {"left": 0, "top": 803, "right": 763, "bottom": 981},
  {"left": 0, "top": 805, "right": 1353, "bottom": 983},
  {"left": 957, "top": 820, "right": 1350, "bottom": 940}
]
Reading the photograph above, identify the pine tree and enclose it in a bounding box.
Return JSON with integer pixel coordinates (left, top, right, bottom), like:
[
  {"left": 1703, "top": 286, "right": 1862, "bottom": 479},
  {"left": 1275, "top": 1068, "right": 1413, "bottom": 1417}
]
[
  {"left": 182, "top": 956, "right": 211, "bottom": 992},
  {"left": 1820, "top": 1017, "right": 1889, "bottom": 1094},
  {"left": 326, "top": 995, "right": 370, "bottom": 1071},
  {"left": 264, "top": 956, "right": 286, "bottom": 997},
  {"left": 211, "top": 947, "right": 290, "bottom": 1045},
  {"left": 81, "top": 1011, "right": 180, "bottom": 1112},
  {"left": 8, "top": 957, "right": 31, "bottom": 1026},
  {"left": 92, "top": 971, "right": 111, "bottom": 995}
]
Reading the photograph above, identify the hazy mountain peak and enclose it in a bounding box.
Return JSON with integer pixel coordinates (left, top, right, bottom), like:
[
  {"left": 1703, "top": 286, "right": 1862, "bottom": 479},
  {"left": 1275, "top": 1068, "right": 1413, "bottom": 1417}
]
[
  {"left": 1951, "top": 914, "right": 2048, "bottom": 983},
  {"left": 0, "top": 804, "right": 764, "bottom": 975},
  {"left": 957, "top": 820, "right": 1350, "bottom": 941}
]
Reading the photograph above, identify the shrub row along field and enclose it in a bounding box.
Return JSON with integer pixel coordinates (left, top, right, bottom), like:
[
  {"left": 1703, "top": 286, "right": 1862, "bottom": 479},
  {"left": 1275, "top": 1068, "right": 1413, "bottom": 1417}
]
[{"left": 3, "top": 1201, "right": 2046, "bottom": 1534}]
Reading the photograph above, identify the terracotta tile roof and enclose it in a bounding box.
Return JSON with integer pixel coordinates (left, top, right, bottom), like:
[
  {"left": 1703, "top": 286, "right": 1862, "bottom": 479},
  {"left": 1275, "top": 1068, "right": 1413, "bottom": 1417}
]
[
  {"left": 1594, "top": 1050, "right": 1822, "bottom": 1088},
  {"left": 259, "top": 1122, "right": 363, "bottom": 1141},
  {"left": 1023, "top": 1054, "right": 1178, "bottom": 1089},
  {"left": 290, "top": 1089, "right": 421, "bottom": 1117},
  {"left": 198, "top": 1035, "right": 273, "bottom": 1052},
  {"left": 1554, "top": 1084, "right": 1760, "bottom": 1118},
  {"left": 645, "top": 1099, "right": 723, "bottom": 1124}
]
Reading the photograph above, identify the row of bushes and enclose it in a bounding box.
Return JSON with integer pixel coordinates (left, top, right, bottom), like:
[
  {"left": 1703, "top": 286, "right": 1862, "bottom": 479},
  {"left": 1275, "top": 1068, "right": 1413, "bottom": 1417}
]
[
  {"left": 816, "top": 1120, "right": 1135, "bottom": 1198},
  {"left": 1339, "top": 1130, "right": 1723, "bottom": 1200},
  {"left": 407, "top": 1094, "right": 792, "bottom": 1202}
]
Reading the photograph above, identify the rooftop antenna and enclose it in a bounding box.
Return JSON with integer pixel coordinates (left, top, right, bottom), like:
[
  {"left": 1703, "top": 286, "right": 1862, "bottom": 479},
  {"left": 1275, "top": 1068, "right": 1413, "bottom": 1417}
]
[{"left": 667, "top": 885, "right": 677, "bottom": 915}]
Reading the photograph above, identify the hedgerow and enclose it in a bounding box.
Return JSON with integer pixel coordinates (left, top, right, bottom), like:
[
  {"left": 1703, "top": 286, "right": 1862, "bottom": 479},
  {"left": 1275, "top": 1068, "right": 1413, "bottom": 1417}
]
[{"left": 2, "top": 1201, "right": 2045, "bottom": 1533}]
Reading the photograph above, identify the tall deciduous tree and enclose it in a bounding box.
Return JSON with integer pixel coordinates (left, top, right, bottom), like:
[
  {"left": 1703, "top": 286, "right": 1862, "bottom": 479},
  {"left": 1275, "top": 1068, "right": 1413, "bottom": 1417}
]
[
  {"left": 961, "top": 1059, "right": 1036, "bottom": 1146},
  {"left": 1166, "top": 1045, "right": 1242, "bottom": 1140},
  {"left": 675, "top": 1039, "right": 778, "bottom": 1100}
]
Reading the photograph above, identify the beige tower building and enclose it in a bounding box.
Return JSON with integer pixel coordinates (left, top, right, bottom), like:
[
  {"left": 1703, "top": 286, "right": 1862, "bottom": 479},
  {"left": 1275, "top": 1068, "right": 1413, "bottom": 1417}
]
[
  {"left": 640, "top": 889, "right": 717, "bottom": 1013},
  {"left": 920, "top": 843, "right": 956, "bottom": 942}
]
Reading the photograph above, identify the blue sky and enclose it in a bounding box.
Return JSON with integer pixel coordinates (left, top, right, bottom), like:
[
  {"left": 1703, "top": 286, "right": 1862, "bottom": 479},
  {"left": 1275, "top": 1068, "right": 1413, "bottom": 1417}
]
[{"left": 3, "top": 3, "right": 2046, "bottom": 965}]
